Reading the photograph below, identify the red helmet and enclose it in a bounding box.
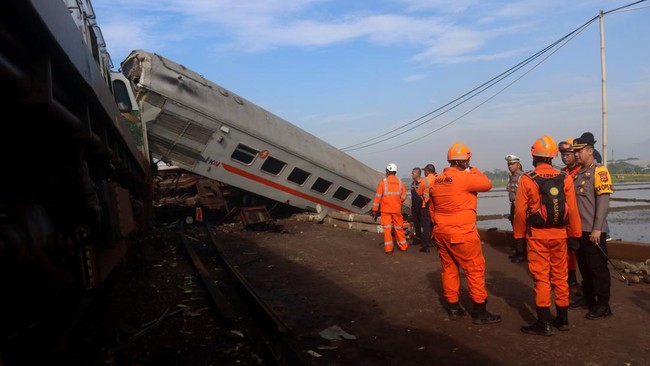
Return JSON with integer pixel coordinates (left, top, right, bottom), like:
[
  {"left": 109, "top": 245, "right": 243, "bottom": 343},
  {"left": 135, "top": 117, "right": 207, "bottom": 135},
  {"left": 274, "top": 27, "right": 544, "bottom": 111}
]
[
  {"left": 531, "top": 135, "right": 559, "bottom": 158},
  {"left": 447, "top": 142, "right": 472, "bottom": 161}
]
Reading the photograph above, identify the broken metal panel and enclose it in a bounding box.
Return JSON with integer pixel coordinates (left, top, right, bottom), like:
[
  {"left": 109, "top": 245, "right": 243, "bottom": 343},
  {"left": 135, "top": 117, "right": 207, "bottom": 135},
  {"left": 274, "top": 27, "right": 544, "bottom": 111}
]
[
  {"left": 154, "top": 169, "right": 228, "bottom": 211},
  {"left": 239, "top": 206, "right": 272, "bottom": 226}
]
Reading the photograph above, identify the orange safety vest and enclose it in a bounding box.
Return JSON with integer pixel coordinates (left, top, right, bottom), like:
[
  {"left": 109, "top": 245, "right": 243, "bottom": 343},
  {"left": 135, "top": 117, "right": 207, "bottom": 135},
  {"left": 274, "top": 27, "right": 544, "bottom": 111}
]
[
  {"left": 416, "top": 173, "right": 435, "bottom": 208},
  {"left": 372, "top": 175, "right": 406, "bottom": 214}
]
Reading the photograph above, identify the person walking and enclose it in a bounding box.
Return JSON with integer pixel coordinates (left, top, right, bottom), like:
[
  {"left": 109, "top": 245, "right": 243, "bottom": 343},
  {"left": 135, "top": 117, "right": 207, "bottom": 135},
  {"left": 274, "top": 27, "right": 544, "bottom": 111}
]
[
  {"left": 513, "top": 135, "right": 582, "bottom": 336},
  {"left": 569, "top": 132, "right": 614, "bottom": 319},
  {"left": 416, "top": 164, "right": 436, "bottom": 253},
  {"left": 410, "top": 167, "right": 423, "bottom": 246},
  {"left": 559, "top": 138, "right": 582, "bottom": 288},
  {"left": 505, "top": 154, "right": 526, "bottom": 263},
  {"left": 372, "top": 163, "right": 408, "bottom": 254},
  {"left": 429, "top": 142, "right": 501, "bottom": 324}
]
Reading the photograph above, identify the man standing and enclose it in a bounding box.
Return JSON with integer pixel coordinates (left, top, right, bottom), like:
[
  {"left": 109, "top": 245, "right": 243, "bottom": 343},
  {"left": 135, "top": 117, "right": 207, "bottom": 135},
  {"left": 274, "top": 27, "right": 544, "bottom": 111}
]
[
  {"left": 416, "top": 164, "right": 436, "bottom": 252},
  {"left": 559, "top": 138, "right": 582, "bottom": 287},
  {"left": 570, "top": 132, "right": 614, "bottom": 319},
  {"left": 505, "top": 154, "right": 525, "bottom": 263},
  {"left": 410, "top": 167, "right": 423, "bottom": 245},
  {"left": 429, "top": 142, "right": 501, "bottom": 324},
  {"left": 372, "top": 163, "right": 408, "bottom": 254},
  {"left": 513, "top": 135, "right": 582, "bottom": 336}
]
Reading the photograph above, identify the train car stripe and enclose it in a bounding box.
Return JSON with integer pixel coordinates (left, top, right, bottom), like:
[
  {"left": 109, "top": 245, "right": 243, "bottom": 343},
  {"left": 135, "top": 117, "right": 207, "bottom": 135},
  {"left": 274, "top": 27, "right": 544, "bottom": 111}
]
[{"left": 222, "top": 163, "right": 352, "bottom": 213}]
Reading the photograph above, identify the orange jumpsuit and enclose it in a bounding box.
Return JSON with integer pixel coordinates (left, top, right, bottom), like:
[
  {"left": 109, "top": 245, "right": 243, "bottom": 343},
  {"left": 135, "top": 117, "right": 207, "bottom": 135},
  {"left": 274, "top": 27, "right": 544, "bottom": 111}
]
[
  {"left": 513, "top": 163, "right": 582, "bottom": 307},
  {"left": 429, "top": 166, "right": 492, "bottom": 303},
  {"left": 372, "top": 175, "right": 407, "bottom": 253}
]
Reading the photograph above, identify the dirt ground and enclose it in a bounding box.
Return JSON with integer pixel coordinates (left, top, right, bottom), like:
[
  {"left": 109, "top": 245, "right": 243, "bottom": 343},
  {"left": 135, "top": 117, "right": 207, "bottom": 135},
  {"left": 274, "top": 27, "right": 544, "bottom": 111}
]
[{"left": 66, "top": 216, "right": 650, "bottom": 366}]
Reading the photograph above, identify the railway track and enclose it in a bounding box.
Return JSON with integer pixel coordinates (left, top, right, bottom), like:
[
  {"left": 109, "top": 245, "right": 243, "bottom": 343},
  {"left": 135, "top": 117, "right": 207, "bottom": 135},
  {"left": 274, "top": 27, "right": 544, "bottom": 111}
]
[
  {"left": 179, "top": 224, "right": 307, "bottom": 365},
  {"left": 46, "top": 215, "right": 650, "bottom": 365}
]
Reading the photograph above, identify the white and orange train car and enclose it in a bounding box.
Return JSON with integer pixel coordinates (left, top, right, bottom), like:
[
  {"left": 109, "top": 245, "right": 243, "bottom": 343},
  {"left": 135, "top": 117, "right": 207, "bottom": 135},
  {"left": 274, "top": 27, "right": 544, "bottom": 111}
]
[{"left": 121, "top": 50, "right": 403, "bottom": 215}]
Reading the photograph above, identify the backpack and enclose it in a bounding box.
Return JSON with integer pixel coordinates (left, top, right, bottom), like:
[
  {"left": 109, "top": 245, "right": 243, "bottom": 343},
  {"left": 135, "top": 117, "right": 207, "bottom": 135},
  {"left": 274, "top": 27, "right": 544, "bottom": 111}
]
[{"left": 525, "top": 171, "right": 568, "bottom": 228}]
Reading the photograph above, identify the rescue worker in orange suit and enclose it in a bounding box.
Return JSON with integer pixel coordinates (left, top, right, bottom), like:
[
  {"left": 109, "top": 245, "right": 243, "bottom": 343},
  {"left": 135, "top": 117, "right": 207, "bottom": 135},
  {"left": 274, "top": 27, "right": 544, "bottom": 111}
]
[
  {"left": 559, "top": 138, "right": 582, "bottom": 288},
  {"left": 505, "top": 154, "right": 526, "bottom": 263},
  {"left": 372, "top": 163, "right": 408, "bottom": 254},
  {"left": 513, "top": 135, "right": 582, "bottom": 335},
  {"left": 416, "top": 164, "right": 436, "bottom": 253},
  {"left": 569, "top": 132, "right": 614, "bottom": 319},
  {"left": 429, "top": 142, "right": 501, "bottom": 324}
]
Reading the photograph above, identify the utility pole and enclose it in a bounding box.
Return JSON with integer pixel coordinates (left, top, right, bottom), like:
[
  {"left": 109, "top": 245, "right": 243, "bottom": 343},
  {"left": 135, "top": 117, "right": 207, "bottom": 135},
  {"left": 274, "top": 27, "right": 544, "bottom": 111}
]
[{"left": 599, "top": 10, "right": 608, "bottom": 166}]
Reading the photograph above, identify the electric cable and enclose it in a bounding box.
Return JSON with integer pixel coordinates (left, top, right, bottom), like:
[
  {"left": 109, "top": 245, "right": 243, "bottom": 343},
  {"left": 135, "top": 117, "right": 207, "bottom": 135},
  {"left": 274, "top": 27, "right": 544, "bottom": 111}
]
[{"left": 340, "top": 0, "right": 647, "bottom": 152}]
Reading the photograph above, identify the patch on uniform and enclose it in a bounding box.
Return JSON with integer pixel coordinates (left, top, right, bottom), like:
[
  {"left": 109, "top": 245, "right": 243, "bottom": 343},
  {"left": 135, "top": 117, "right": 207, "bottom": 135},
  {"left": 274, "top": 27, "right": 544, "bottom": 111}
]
[
  {"left": 594, "top": 165, "right": 614, "bottom": 195},
  {"left": 598, "top": 171, "right": 609, "bottom": 182}
]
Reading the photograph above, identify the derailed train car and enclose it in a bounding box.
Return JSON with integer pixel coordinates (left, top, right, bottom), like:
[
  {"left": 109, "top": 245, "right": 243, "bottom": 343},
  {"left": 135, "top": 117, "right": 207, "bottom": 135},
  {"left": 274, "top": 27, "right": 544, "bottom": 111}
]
[{"left": 120, "top": 50, "right": 390, "bottom": 217}]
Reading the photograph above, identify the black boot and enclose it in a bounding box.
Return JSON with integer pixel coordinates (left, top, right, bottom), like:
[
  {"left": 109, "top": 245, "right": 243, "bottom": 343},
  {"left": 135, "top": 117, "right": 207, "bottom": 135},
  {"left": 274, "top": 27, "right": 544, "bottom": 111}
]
[
  {"left": 448, "top": 302, "right": 466, "bottom": 320},
  {"left": 553, "top": 305, "right": 570, "bottom": 331},
  {"left": 521, "top": 307, "right": 553, "bottom": 336},
  {"left": 471, "top": 300, "right": 501, "bottom": 325},
  {"left": 586, "top": 297, "right": 612, "bottom": 320}
]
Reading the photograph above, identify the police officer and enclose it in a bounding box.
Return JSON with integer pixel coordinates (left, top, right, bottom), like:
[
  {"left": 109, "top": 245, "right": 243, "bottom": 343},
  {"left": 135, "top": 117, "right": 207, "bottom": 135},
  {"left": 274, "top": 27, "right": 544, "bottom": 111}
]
[
  {"left": 570, "top": 132, "right": 614, "bottom": 319},
  {"left": 505, "top": 154, "right": 525, "bottom": 262},
  {"left": 410, "top": 167, "right": 423, "bottom": 245}
]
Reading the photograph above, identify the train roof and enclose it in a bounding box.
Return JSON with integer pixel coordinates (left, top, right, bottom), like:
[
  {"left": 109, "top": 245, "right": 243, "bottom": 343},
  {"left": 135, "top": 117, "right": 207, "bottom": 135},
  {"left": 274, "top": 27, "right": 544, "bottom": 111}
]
[{"left": 123, "top": 50, "right": 383, "bottom": 192}]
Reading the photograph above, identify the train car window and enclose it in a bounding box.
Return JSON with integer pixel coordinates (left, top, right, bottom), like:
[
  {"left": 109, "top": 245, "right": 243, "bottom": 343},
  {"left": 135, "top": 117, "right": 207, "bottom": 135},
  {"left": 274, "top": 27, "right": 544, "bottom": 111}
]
[
  {"left": 311, "top": 177, "right": 332, "bottom": 194},
  {"left": 333, "top": 187, "right": 352, "bottom": 201},
  {"left": 352, "top": 194, "right": 372, "bottom": 209},
  {"left": 287, "top": 167, "right": 311, "bottom": 185},
  {"left": 261, "top": 156, "right": 286, "bottom": 175},
  {"left": 231, "top": 144, "right": 258, "bottom": 165},
  {"left": 112, "top": 79, "right": 133, "bottom": 112}
]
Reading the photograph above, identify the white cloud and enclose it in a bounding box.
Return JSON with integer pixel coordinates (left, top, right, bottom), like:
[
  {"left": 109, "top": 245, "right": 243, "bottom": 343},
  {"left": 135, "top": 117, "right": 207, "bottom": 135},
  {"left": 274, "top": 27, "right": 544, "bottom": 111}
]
[{"left": 92, "top": 0, "right": 649, "bottom": 171}]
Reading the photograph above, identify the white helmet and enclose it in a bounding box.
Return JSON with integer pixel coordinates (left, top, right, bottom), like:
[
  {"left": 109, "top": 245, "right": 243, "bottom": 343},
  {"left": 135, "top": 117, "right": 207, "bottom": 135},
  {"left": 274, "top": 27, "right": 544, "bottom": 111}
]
[
  {"left": 386, "top": 163, "right": 398, "bottom": 172},
  {"left": 505, "top": 154, "right": 520, "bottom": 163}
]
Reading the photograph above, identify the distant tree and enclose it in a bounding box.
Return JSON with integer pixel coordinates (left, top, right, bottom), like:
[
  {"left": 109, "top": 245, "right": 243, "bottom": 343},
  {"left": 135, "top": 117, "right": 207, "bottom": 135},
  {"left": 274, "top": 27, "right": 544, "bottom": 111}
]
[
  {"left": 484, "top": 169, "right": 509, "bottom": 182},
  {"left": 607, "top": 161, "right": 644, "bottom": 174}
]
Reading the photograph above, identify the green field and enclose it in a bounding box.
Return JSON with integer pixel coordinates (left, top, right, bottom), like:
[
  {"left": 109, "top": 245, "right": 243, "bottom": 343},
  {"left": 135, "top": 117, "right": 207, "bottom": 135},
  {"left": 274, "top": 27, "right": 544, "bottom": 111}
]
[{"left": 612, "top": 174, "right": 650, "bottom": 183}]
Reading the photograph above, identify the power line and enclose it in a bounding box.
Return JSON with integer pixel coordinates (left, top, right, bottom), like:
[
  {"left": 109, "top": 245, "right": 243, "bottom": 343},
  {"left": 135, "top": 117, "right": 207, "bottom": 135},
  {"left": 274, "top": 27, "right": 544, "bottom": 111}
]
[
  {"left": 341, "top": 17, "right": 593, "bottom": 152},
  {"left": 374, "top": 18, "right": 596, "bottom": 153},
  {"left": 340, "top": 0, "right": 646, "bottom": 153}
]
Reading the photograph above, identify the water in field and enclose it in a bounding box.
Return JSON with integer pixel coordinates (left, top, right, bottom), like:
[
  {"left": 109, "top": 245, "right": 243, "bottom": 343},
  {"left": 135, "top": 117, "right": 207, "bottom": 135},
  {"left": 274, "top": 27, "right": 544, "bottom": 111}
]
[{"left": 476, "top": 182, "right": 650, "bottom": 243}]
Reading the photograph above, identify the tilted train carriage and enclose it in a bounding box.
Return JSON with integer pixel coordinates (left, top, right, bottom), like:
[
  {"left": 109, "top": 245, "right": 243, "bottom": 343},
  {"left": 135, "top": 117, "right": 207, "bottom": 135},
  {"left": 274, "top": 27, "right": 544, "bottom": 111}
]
[{"left": 120, "top": 50, "right": 392, "bottom": 216}]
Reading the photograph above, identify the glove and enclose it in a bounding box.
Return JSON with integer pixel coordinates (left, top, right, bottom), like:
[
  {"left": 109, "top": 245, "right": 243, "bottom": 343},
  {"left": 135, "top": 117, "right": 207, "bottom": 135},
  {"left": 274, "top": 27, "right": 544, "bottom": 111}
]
[
  {"left": 568, "top": 237, "right": 580, "bottom": 251},
  {"left": 371, "top": 211, "right": 379, "bottom": 222},
  {"left": 514, "top": 238, "right": 526, "bottom": 252}
]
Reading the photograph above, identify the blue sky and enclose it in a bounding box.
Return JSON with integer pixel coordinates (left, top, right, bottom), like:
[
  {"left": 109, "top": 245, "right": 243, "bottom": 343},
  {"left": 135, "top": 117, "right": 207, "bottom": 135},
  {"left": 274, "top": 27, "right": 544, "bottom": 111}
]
[{"left": 93, "top": 0, "right": 649, "bottom": 173}]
